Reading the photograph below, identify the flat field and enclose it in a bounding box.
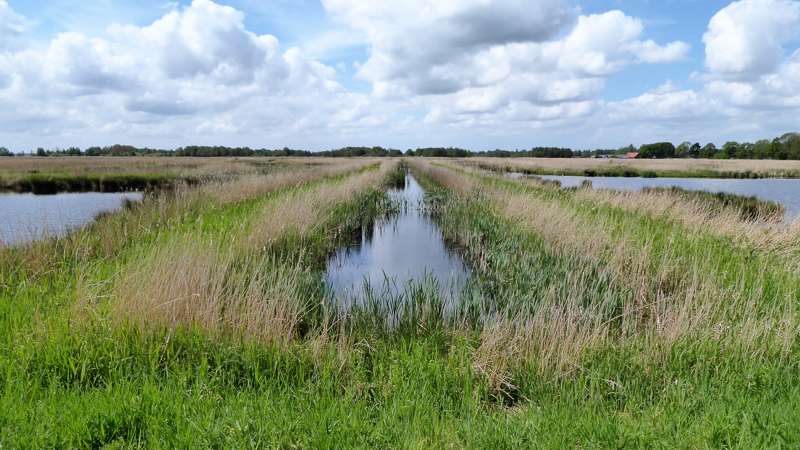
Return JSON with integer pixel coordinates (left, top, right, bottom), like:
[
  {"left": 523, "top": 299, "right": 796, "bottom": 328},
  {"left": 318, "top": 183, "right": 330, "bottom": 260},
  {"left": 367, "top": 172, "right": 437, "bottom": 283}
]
[{"left": 1, "top": 156, "right": 799, "bottom": 447}]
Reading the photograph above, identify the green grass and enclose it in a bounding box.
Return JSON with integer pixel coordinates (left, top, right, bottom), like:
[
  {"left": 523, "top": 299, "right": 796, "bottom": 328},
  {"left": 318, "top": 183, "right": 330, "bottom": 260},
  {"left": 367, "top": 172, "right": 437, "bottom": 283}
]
[{"left": 2, "top": 160, "right": 799, "bottom": 447}]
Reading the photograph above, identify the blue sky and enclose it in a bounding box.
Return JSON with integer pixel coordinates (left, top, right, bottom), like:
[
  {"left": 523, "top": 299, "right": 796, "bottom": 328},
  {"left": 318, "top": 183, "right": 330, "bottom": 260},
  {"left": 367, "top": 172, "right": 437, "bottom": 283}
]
[{"left": 1, "top": 0, "right": 799, "bottom": 151}]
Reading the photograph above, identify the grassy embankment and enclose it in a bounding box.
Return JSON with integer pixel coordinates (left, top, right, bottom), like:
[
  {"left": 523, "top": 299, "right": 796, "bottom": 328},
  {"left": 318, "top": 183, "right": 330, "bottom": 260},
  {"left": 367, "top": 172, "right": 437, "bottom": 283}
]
[
  {"left": 464, "top": 156, "right": 800, "bottom": 178},
  {"left": 0, "top": 156, "right": 330, "bottom": 193},
  {"left": 2, "top": 157, "right": 800, "bottom": 447}
]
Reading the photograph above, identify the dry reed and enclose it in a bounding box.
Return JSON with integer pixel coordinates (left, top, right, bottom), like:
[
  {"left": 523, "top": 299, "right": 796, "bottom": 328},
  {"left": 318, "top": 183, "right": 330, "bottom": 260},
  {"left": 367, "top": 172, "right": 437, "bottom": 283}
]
[
  {"left": 112, "top": 239, "right": 310, "bottom": 344},
  {"left": 464, "top": 156, "right": 800, "bottom": 177}
]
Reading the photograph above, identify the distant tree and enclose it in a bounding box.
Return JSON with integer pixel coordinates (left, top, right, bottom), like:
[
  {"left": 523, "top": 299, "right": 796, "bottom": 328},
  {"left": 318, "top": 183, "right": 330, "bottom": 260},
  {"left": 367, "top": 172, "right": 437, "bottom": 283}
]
[
  {"left": 737, "top": 142, "right": 755, "bottom": 159},
  {"left": 36, "top": 148, "right": 47, "bottom": 157},
  {"left": 0, "top": 147, "right": 12, "bottom": 157},
  {"left": 719, "top": 141, "right": 740, "bottom": 159},
  {"left": 699, "top": 143, "right": 717, "bottom": 159},
  {"left": 788, "top": 135, "right": 800, "bottom": 160},
  {"left": 638, "top": 142, "right": 676, "bottom": 159},
  {"left": 689, "top": 142, "right": 701, "bottom": 158},
  {"left": 675, "top": 141, "right": 692, "bottom": 158}
]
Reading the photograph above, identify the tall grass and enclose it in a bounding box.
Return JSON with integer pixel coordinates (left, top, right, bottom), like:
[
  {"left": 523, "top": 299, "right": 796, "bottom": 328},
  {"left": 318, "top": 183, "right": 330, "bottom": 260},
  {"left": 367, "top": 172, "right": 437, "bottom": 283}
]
[
  {"left": 463, "top": 156, "right": 800, "bottom": 178},
  {"left": 111, "top": 240, "right": 315, "bottom": 345},
  {"left": 410, "top": 159, "right": 799, "bottom": 373},
  {"left": 3, "top": 157, "right": 800, "bottom": 447}
]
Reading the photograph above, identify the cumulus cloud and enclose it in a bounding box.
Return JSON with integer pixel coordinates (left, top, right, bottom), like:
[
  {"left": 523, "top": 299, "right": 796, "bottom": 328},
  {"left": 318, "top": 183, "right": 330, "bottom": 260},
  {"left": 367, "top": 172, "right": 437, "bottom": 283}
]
[
  {"left": 0, "top": 0, "right": 379, "bottom": 145},
  {"left": 1, "top": 0, "right": 797, "bottom": 150},
  {"left": 552, "top": 11, "right": 689, "bottom": 75},
  {"left": 597, "top": 0, "right": 800, "bottom": 142},
  {"left": 323, "top": 0, "right": 577, "bottom": 96},
  {"left": 362, "top": 7, "right": 689, "bottom": 126},
  {"left": 699, "top": 0, "right": 800, "bottom": 113},
  {"left": 703, "top": 0, "right": 800, "bottom": 79}
]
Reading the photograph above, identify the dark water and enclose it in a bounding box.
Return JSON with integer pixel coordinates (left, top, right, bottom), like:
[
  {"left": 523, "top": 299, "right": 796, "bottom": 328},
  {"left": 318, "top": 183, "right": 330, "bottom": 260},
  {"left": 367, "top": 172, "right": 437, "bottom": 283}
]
[
  {"left": 535, "top": 175, "right": 800, "bottom": 221},
  {"left": 0, "top": 192, "right": 143, "bottom": 245},
  {"left": 325, "top": 173, "right": 469, "bottom": 304}
]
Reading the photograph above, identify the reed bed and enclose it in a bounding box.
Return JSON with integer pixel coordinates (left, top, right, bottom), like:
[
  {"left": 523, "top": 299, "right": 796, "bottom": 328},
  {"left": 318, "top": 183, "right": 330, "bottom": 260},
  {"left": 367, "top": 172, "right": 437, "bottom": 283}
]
[
  {"left": 462, "top": 156, "right": 800, "bottom": 178},
  {"left": 112, "top": 239, "right": 313, "bottom": 345},
  {"left": 410, "top": 159, "right": 800, "bottom": 376},
  {"left": 2, "top": 157, "right": 800, "bottom": 447},
  {"left": 101, "top": 160, "right": 395, "bottom": 343},
  {"left": 0, "top": 156, "right": 356, "bottom": 193}
]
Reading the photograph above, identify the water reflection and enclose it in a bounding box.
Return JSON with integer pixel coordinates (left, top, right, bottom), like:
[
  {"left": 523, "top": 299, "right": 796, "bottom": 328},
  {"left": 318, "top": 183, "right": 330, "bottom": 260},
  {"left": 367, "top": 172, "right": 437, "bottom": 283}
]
[
  {"left": 325, "top": 172, "right": 470, "bottom": 307},
  {"left": 532, "top": 174, "right": 800, "bottom": 221},
  {"left": 0, "top": 192, "right": 143, "bottom": 246}
]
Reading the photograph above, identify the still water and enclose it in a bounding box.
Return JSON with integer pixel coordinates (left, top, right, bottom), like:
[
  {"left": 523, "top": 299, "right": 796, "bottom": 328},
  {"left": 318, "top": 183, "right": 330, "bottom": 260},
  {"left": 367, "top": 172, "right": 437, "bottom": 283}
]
[
  {"left": 536, "top": 175, "right": 800, "bottom": 221},
  {"left": 325, "top": 173, "right": 470, "bottom": 305},
  {"left": 0, "top": 192, "right": 143, "bottom": 245}
]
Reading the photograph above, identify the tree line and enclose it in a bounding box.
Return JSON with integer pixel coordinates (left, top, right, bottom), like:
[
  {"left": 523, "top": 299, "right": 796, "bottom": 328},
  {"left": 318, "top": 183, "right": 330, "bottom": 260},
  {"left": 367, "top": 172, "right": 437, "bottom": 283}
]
[{"left": 3, "top": 132, "right": 799, "bottom": 159}]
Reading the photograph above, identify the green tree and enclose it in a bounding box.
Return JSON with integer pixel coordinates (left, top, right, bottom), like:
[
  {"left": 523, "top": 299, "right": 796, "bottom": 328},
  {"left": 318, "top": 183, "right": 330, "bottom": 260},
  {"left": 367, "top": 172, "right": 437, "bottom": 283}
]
[
  {"left": 638, "top": 142, "right": 676, "bottom": 159},
  {"left": 675, "top": 141, "right": 692, "bottom": 158},
  {"left": 699, "top": 143, "right": 717, "bottom": 158},
  {"left": 689, "top": 143, "right": 701, "bottom": 158},
  {"left": 788, "top": 135, "right": 800, "bottom": 160}
]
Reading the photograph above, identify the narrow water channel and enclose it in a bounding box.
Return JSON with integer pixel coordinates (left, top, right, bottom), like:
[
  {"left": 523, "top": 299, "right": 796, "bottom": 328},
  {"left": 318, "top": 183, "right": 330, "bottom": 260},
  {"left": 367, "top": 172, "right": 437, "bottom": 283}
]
[{"left": 325, "top": 172, "right": 470, "bottom": 306}]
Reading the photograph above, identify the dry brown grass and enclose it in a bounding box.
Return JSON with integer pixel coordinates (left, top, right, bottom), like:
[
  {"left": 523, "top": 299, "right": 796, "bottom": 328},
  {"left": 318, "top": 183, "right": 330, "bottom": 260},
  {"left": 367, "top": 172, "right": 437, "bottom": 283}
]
[
  {"left": 204, "top": 159, "right": 375, "bottom": 205},
  {"left": 0, "top": 156, "right": 250, "bottom": 178},
  {"left": 245, "top": 160, "right": 395, "bottom": 251},
  {"left": 573, "top": 187, "right": 800, "bottom": 266},
  {"left": 105, "top": 161, "right": 396, "bottom": 342},
  {"left": 112, "top": 239, "right": 310, "bottom": 344},
  {"left": 0, "top": 156, "right": 363, "bottom": 188},
  {"left": 464, "top": 156, "right": 800, "bottom": 176},
  {"left": 411, "top": 159, "right": 800, "bottom": 377}
]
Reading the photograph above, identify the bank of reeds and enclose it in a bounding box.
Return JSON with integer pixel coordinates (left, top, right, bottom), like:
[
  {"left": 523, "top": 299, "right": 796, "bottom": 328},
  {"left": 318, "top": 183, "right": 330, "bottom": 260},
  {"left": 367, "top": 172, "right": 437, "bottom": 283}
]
[
  {"left": 112, "top": 240, "right": 314, "bottom": 345},
  {"left": 0, "top": 156, "right": 349, "bottom": 193},
  {"left": 463, "top": 156, "right": 800, "bottom": 179},
  {"left": 409, "top": 159, "right": 800, "bottom": 380},
  {"left": 103, "top": 161, "right": 397, "bottom": 343}
]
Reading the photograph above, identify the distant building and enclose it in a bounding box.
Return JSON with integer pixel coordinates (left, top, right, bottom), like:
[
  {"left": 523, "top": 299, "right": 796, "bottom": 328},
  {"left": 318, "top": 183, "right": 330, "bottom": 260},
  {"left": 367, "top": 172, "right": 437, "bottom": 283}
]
[{"left": 626, "top": 152, "right": 639, "bottom": 159}]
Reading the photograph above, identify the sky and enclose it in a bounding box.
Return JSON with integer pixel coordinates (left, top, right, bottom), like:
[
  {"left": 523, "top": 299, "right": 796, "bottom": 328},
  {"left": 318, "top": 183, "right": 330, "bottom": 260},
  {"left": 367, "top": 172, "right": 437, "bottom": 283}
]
[{"left": 0, "top": 0, "right": 799, "bottom": 151}]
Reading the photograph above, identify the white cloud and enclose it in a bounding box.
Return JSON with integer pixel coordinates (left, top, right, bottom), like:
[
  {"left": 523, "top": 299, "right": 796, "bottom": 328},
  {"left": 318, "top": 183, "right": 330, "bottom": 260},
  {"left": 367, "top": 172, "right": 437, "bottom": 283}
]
[
  {"left": 1, "top": 0, "right": 797, "bottom": 150},
  {"left": 703, "top": 0, "right": 800, "bottom": 79},
  {"left": 696, "top": 0, "right": 800, "bottom": 116},
  {"left": 0, "top": 0, "right": 385, "bottom": 147},
  {"left": 368, "top": 8, "right": 689, "bottom": 127},
  {"left": 323, "top": 0, "right": 577, "bottom": 96},
  {"left": 552, "top": 10, "right": 689, "bottom": 75},
  {"left": 0, "top": 0, "right": 28, "bottom": 50}
]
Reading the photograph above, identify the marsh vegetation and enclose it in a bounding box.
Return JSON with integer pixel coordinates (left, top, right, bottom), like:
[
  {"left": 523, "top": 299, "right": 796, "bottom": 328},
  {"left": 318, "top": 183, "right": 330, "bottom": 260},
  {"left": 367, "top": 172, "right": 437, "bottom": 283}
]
[{"left": 1, "top": 157, "right": 799, "bottom": 447}]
